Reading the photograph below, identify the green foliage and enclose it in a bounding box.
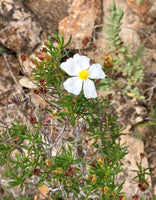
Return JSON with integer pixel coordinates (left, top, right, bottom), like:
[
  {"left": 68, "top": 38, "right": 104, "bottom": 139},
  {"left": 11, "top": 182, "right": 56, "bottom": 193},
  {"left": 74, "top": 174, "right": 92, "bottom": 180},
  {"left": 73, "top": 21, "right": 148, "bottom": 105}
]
[
  {"left": 0, "top": 101, "right": 128, "bottom": 199},
  {"left": 131, "top": 151, "right": 153, "bottom": 195},
  {"left": 0, "top": 30, "right": 128, "bottom": 199},
  {"left": 0, "top": 120, "right": 49, "bottom": 189},
  {"left": 103, "top": 2, "right": 145, "bottom": 100},
  {"left": 104, "top": 2, "right": 123, "bottom": 50},
  {"left": 32, "top": 29, "right": 71, "bottom": 90},
  {"left": 132, "top": 160, "right": 153, "bottom": 192},
  {"left": 0, "top": 29, "right": 153, "bottom": 199}
]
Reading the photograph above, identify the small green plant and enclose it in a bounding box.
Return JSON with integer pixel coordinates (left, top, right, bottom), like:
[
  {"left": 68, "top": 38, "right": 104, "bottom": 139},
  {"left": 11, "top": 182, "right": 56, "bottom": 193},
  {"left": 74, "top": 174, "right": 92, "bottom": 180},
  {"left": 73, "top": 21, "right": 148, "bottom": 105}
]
[
  {"left": 132, "top": 161, "right": 152, "bottom": 185},
  {"left": 0, "top": 30, "right": 129, "bottom": 199},
  {"left": 0, "top": 4, "right": 154, "bottom": 199},
  {"left": 103, "top": 2, "right": 145, "bottom": 101},
  {"left": 132, "top": 157, "right": 153, "bottom": 192}
]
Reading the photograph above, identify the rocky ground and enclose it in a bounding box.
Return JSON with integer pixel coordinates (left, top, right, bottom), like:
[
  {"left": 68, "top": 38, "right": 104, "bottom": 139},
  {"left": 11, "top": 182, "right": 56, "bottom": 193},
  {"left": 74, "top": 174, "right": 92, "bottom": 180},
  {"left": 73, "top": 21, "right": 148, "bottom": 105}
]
[{"left": 0, "top": 0, "right": 156, "bottom": 199}]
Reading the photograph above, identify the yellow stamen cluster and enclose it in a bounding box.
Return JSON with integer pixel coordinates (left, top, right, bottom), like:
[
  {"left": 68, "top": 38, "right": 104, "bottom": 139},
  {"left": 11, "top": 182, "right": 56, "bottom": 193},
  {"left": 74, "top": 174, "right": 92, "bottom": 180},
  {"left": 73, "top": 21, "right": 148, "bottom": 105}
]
[{"left": 79, "top": 69, "right": 90, "bottom": 80}]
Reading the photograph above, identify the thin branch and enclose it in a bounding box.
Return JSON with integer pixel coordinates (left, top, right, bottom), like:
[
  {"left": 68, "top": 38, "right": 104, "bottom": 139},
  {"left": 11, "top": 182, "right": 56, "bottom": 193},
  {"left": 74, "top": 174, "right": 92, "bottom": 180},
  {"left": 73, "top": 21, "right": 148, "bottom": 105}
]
[{"left": 3, "top": 53, "right": 25, "bottom": 96}]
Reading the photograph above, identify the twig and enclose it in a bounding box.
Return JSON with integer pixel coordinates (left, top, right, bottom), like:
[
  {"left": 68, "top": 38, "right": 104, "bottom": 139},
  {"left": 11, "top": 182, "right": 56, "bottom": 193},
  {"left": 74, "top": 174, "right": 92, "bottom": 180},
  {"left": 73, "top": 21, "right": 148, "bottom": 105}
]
[
  {"left": 3, "top": 53, "right": 25, "bottom": 96},
  {"left": 59, "top": 182, "right": 68, "bottom": 200}
]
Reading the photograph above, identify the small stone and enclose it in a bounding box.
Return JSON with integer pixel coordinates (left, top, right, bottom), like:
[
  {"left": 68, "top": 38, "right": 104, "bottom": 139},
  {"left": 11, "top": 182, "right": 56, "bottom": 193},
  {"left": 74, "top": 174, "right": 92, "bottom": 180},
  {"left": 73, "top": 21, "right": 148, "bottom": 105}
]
[
  {"left": 142, "top": 1, "right": 156, "bottom": 24},
  {"left": 19, "top": 77, "right": 37, "bottom": 89},
  {"left": 58, "top": 0, "right": 102, "bottom": 49},
  {"left": 24, "top": 0, "right": 69, "bottom": 36},
  {"left": 127, "top": 0, "right": 149, "bottom": 18},
  {"left": 0, "top": 0, "right": 41, "bottom": 53}
]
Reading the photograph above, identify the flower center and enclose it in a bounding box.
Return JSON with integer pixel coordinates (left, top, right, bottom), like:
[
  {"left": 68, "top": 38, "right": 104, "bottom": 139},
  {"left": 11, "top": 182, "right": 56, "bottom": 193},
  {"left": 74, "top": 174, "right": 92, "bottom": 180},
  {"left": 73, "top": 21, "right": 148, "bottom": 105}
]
[{"left": 79, "top": 69, "right": 90, "bottom": 80}]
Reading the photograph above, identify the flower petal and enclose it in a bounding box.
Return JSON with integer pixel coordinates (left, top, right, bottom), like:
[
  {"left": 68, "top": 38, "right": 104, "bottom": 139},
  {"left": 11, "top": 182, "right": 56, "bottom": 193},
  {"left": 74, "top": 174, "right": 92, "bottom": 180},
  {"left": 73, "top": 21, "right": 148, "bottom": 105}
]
[
  {"left": 83, "top": 79, "right": 97, "bottom": 98},
  {"left": 73, "top": 54, "right": 90, "bottom": 70},
  {"left": 88, "top": 64, "right": 105, "bottom": 79},
  {"left": 60, "top": 57, "right": 81, "bottom": 76},
  {"left": 63, "top": 77, "right": 82, "bottom": 95}
]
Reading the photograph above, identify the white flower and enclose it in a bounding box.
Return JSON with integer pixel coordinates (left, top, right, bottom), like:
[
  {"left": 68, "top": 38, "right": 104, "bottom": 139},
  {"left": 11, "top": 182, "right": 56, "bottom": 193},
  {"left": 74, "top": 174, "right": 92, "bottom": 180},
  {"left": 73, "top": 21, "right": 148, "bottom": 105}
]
[{"left": 60, "top": 54, "right": 106, "bottom": 98}]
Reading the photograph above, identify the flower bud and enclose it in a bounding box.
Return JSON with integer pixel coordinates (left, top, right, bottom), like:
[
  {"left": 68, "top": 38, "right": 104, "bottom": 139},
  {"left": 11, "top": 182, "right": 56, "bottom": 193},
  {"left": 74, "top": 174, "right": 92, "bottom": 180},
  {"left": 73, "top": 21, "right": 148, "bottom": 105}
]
[
  {"left": 89, "top": 174, "right": 96, "bottom": 184},
  {"left": 30, "top": 58, "right": 36, "bottom": 64},
  {"left": 39, "top": 78, "right": 47, "bottom": 86},
  {"left": 65, "top": 166, "right": 75, "bottom": 177},
  {"left": 29, "top": 117, "right": 37, "bottom": 124},
  {"left": 45, "top": 53, "right": 51, "bottom": 61},
  {"left": 104, "top": 52, "right": 114, "bottom": 68},
  {"left": 138, "top": 182, "right": 148, "bottom": 191},
  {"left": 45, "top": 159, "right": 52, "bottom": 166},
  {"left": 33, "top": 89, "right": 39, "bottom": 94},
  {"left": 44, "top": 40, "right": 50, "bottom": 46},
  {"left": 52, "top": 167, "right": 63, "bottom": 174},
  {"left": 33, "top": 168, "right": 40, "bottom": 175},
  {"left": 97, "top": 155, "right": 104, "bottom": 167},
  {"left": 91, "top": 161, "right": 96, "bottom": 168},
  {"left": 40, "top": 47, "right": 47, "bottom": 52},
  {"left": 101, "top": 186, "right": 110, "bottom": 195},
  {"left": 132, "top": 194, "right": 139, "bottom": 200},
  {"left": 38, "top": 52, "right": 45, "bottom": 61},
  {"left": 35, "top": 62, "right": 40, "bottom": 68},
  {"left": 39, "top": 86, "right": 47, "bottom": 94},
  {"left": 118, "top": 195, "right": 127, "bottom": 200}
]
